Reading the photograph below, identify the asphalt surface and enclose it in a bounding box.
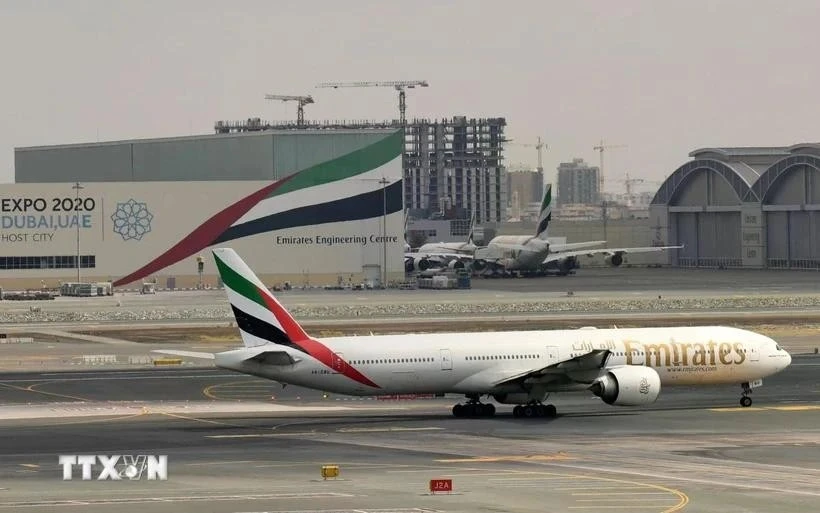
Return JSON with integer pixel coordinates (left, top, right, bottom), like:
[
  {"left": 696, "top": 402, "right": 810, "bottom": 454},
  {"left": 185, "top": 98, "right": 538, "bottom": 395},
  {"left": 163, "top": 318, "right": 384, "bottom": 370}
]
[
  {"left": 0, "top": 268, "right": 819, "bottom": 513},
  {"left": 0, "top": 359, "right": 817, "bottom": 512},
  {"left": 470, "top": 266, "right": 820, "bottom": 294},
  {"left": 0, "top": 354, "right": 817, "bottom": 407}
]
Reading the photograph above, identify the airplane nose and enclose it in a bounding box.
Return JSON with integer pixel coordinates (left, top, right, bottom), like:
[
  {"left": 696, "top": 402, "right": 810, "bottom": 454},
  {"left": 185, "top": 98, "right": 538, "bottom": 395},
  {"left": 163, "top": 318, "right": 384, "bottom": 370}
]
[{"left": 785, "top": 350, "right": 792, "bottom": 368}]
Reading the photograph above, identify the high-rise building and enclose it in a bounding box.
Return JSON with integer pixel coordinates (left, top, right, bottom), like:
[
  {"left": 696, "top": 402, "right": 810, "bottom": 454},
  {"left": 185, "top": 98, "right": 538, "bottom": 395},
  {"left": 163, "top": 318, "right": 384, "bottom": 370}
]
[
  {"left": 557, "top": 158, "right": 600, "bottom": 205},
  {"left": 403, "top": 116, "right": 507, "bottom": 224},
  {"left": 506, "top": 168, "right": 544, "bottom": 219}
]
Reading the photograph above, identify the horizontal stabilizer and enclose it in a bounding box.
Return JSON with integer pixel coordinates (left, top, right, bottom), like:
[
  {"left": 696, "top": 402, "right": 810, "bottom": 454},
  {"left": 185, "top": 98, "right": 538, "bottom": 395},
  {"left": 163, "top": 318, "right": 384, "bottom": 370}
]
[
  {"left": 246, "top": 350, "right": 300, "bottom": 366},
  {"left": 151, "top": 349, "right": 215, "bottom": 360}
]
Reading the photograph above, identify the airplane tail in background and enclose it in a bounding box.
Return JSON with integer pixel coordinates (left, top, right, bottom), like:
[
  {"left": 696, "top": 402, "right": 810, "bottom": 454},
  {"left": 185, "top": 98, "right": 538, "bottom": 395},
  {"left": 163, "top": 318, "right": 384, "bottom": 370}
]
[
  {"left": 212, "top": 247, "right": 310, "bottom": 348},
  {"left": 535, "top": 184, "right": 552, "bottom": 240}
]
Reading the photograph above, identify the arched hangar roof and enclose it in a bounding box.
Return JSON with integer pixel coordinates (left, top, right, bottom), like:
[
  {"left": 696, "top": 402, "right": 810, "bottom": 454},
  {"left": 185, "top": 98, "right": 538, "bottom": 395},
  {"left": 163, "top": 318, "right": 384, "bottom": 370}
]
[
  {"left": 652, "top": 144, "right": 820, "bottom": 206},
  {"left": 651, "top": 158, "right": 758, "bottom": 205}
]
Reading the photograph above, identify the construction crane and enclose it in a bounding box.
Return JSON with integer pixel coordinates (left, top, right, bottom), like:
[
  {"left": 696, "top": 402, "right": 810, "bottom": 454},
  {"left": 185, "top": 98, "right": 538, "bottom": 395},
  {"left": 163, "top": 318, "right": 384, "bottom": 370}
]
[
  {"left": 623, "top": 172, "right": 645, "bottom": 197},
  {"left": 315, "top": 80, "right": 429, "bottom": 124},
  {"left": 593, "top": 139, "right": 627, "bottom": 197},
  {"left": 507, "top": 136, "right": 547, "bottom": 173},
  {"left": 264, "top": 94, "right": 314, "bottom": 126}
]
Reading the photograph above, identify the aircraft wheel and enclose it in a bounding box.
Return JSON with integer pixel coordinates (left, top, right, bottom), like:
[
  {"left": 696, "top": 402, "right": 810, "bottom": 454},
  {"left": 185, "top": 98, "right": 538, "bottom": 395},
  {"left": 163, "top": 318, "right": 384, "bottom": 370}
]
[
  {"left": 513, "top": 405, "right": 522, "bottom": 418},
  {"left": 544, "top": 404, "right": 557, "bottom": 418},
  {"left": 523, "top": 405, "right": 536, "bottom": 418},
  {"left": 452, "top": 404, "right": 464, "bottom": 417},
  {"left": 740, "top": 396, "right": 752, "bottom": 407},
  {"left": 483, "top": 403, "right": 496, "bottom": 417}
]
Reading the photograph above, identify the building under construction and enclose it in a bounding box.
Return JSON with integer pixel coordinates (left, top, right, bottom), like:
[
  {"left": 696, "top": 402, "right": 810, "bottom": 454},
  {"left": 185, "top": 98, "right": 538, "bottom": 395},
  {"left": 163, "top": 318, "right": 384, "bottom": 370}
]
[{"left": 215, "top": 116, "right": 508, "bottom": 224}]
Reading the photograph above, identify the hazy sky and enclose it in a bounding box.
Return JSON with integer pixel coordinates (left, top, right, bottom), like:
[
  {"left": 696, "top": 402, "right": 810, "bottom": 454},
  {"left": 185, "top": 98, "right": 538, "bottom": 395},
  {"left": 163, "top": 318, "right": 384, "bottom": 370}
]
[{"left": 2, "top": 0, "right": 819, "bottom": 194}]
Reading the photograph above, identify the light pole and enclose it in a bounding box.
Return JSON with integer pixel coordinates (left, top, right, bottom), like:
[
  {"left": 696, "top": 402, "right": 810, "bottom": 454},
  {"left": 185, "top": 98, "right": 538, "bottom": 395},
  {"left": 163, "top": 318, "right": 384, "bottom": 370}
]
[
  {"left": 72, "top": 182, "right": 84, "bottom": 282},
  {"left": 379, "top": 177, "right": 389, "bottom": 288}
]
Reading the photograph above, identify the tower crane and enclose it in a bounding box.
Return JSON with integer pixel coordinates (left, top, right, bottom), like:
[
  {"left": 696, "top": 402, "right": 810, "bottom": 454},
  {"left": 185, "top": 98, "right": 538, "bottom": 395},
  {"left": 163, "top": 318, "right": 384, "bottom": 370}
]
[
  {"left": 315, "top": 80, "right": 429, "bottom": 124},
  {"left": 593, "top": 139, "right": 627, "bottom": 198},
  {"left": 623, "top": 172, "right": 645, "bottom": 197},
  {"left": 264, "top": 94, "right": 314, "bottom": 126},
  {"left": 507, "top": 136, "right": 547, "bottom": 173}
]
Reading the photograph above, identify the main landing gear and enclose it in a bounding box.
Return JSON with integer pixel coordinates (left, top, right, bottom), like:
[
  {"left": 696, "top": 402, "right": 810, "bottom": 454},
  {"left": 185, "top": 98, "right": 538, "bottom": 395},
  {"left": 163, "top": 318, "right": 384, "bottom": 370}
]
[
  {"left": 452, "top": 395, "right": 496, "bottom": 418},
  {"left": 513, "top": 403, "right": 557, "bottom": 419},
  {"left": 740, "top": 382, "right": 753, "bottom": 407}
]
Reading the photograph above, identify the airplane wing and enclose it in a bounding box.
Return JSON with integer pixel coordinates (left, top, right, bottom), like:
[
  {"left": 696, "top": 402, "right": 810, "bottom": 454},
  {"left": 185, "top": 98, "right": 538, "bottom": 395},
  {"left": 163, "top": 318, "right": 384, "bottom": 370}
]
[
  {"left": 543, "top": 244, "right": 684, "bottom": 264},
  {"left": 493, "top": 349, "right": 611, "bottom": 387},
  {"left": 411, "top": 251, "right": 473, "bottom": 260},
  {"left": 549, "top": 240, "right": 606, "bottom": 253}
]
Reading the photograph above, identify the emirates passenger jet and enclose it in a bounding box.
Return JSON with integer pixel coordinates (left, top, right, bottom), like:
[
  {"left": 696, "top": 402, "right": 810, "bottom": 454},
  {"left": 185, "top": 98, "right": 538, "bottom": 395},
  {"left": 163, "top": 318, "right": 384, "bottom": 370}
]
[{"left": 156, "top": 248, "right": 792, "bottom": 418}]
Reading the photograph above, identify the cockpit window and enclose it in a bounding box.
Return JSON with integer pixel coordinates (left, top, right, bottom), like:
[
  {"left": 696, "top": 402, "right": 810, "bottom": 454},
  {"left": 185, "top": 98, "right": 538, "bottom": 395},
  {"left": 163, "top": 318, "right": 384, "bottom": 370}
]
[{"left": 776, "top": 345, "right": 782, "bottom": 351}]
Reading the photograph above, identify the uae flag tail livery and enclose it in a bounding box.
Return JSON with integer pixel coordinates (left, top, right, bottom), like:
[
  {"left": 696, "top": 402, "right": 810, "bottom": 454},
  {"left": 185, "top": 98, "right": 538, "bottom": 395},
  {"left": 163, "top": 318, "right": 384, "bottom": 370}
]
[{"left": 211, "top": 248, "right": 380, "bottom": 388}]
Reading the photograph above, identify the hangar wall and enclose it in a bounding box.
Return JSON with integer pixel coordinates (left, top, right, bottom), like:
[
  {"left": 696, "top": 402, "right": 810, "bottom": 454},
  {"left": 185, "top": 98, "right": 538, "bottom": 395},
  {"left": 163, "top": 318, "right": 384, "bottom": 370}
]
[
  {"left": 651, "top": 145, "right": 820, "bottom": 270},
  {"left": 15, "top": 130, "right": 390, "bottom": 183},
  {"left": 4, "top": 130, "right": 405, "bottom": 289}
]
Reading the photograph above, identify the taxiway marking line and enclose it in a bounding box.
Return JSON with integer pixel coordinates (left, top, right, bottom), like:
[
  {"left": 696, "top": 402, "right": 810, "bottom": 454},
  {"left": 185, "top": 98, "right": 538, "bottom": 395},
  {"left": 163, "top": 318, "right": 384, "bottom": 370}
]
[
  {"left": 206, "top": 433, "right": 319, "bottom": 439},
  {"left": 568, "top": 507, "right": 678, "bottom": 510},
  {"left": 0, "top": 381, "right": 89, "bottom": 402},
  {"left": 709, "top": 404, "right": 820, "bottom": 412},
  {"left": 572, "top": 492, "right": 676, "bottom": 496},
  {"left": 186, "top": 460, "right": 263, "bottom": 466},
  {"left": 435, "top": 453, "right": 574, "bottom": 463},
  {"left": 337, "top": 426, "right": 444, "bottom": 433},
  {"left": 448, "top": 466, "right": 688, "bottom": 512},
  {"left": 159, "top": 412, "right": 245, "bottom": 427}
]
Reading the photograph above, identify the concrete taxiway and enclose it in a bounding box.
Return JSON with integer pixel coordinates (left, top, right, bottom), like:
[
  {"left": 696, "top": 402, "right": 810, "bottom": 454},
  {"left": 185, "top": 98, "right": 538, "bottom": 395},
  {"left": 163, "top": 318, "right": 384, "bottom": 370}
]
[{"left": 0, "top": 356, "right": 817, "bottom": 513}]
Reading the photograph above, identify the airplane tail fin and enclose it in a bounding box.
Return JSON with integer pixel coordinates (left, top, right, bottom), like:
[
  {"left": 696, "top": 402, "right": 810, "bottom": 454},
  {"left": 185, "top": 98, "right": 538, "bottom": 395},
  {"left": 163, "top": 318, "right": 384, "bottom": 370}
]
[
  {"left": 536, "top": 183, "right": 552, "bottom": 240},
  {"left": 212, "top": 248, "right": 310, "bottom": 348}
]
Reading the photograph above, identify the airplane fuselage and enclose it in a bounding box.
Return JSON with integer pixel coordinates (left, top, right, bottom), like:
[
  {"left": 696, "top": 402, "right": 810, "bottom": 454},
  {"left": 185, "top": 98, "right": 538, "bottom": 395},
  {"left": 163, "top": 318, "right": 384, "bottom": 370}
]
[
  {"left": 214, "top": 326, "right": 789, "bottom": 398},
  {"left": 474, "top": 235, "right": 550, "bottom": 270}
]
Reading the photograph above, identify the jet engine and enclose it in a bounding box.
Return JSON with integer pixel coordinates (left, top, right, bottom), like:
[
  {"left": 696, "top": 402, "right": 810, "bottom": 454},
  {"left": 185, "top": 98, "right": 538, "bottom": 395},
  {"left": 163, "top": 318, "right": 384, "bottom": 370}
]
[
  {"left": 555, "top": 256, "right": 578, "bottom": 275},
  {"left": 589, "top": 366, "right": 660, "bottom": 406},
  {"left": 448, "top": 259, "right": 465, "bottom": 270},
  {"left": 605, "top": 253, "right": 624, "bottom": 267},
  {"left": 405, "top": 256, "right": 432, "bottom": 272},
  {"left": 471, "top": 259, "right": 487, "bottom": 271}
]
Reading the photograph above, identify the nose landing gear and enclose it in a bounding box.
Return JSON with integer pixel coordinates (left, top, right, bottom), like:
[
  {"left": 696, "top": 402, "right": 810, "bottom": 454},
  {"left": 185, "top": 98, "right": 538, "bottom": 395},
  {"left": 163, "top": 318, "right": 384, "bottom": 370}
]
[{"left": 740, "top": 382, "right": 753, "bottom": 407}]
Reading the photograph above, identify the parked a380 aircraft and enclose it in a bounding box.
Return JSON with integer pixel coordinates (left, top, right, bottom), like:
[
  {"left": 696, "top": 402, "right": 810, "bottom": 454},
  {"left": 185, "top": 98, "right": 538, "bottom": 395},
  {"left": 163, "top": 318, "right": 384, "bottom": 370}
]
[
  {"left": 406, "top": 184, "right": 684, "bottom": 276},
  {"left": 156, "top": 248, "right": 792, "bottom": 418}
]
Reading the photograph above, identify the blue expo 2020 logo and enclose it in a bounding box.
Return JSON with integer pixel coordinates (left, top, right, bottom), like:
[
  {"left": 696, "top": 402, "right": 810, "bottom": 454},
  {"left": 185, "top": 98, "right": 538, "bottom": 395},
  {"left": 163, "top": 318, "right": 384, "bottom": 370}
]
[{"left": 110, "top": 199, "right": 154, "bottom": 241}]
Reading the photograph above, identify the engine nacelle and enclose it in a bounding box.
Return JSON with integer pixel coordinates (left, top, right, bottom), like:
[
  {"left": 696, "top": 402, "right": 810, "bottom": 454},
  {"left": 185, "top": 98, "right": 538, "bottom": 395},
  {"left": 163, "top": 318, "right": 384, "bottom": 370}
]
[
  {"left": 589, "top": 366, "right": 660, "bottom": 406},
  {"left": 605, "top": 253, "right": 624, "bottom": 267},
  {"left": 556, "top": 256, "right": 578, "bottom": 274},
  {"left": 471, "top": 259, "right": 487, "bottom": 271},
  {"left": 404, "top": 257, "right": 432, "bottom": 272},
  {"left": 447, "top": 259, "right": 465, "bottom": 270}
]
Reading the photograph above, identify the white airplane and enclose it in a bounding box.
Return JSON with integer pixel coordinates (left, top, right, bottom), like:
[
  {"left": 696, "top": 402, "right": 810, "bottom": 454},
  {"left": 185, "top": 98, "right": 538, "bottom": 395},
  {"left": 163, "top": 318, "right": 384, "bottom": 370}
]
[
  {"left": 155, "top": 248, "right": 792, "bottom": 418},
  {"left": 473, "top": 184, "right": 683, "bottom": 275},
  {"left": 404, "top": 213, "right": 477, "bottom": 272}
]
